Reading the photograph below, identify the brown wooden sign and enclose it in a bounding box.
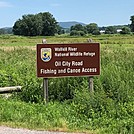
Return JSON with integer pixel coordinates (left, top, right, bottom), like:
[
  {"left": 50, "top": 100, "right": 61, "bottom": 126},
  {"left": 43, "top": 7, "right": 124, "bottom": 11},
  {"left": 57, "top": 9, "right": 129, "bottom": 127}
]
[{"left": 37, "top": 43, "right": 100, "bottom": 78}]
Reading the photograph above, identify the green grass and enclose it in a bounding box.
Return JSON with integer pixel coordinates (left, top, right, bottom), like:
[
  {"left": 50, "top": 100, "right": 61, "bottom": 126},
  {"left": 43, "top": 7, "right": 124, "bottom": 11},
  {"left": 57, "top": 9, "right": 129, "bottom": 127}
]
[
  {"left": 1, "top": 34, "right": 134, "bottom": 46},
  {"left": 0, "top": 98, "right": 96, "bottom": 133},
  {"left": 0, "top": 34, "right": 134, "bottom": 134}
]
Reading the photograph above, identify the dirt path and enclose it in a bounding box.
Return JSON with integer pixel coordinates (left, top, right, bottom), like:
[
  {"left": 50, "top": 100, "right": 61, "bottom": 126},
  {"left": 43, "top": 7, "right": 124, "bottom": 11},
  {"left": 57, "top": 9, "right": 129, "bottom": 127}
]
[{"left": 0, "top": 126, "right": 85, "bottom": 134}]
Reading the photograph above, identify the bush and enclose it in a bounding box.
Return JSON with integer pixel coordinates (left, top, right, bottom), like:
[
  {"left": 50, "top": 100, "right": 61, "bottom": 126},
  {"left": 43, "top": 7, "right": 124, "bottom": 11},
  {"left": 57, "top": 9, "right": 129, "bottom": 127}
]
[
  {"left": 70, "top": 30, "right": 85, "bottom": 36},
  {"left": 120, "top": 27, "right": 131, "bottom": 34}
]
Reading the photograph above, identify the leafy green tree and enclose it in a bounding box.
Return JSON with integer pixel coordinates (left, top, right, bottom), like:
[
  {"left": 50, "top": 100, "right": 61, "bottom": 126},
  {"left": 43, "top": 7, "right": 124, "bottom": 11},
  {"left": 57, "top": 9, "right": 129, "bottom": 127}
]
[
  {"left": 13, "top": 19, "right": 23, "bottom": 35},
  {"left": 92, "top": 29, "right": 101, "bottom": 35},
  {"left": 70, "top": 24, "right": 86, "bottom": 36},
  {"left": 130, "top": 15, "right": 134, "bottom": 32},
  {"left": 70, "top": 30, "right": 79, "bottom": 36},
  {"left": 70, "top": 24, "right": 87, "bottom": 35},
  {"left": 70, "top": 30, "right": 85, "bottom": 36},
  {"left": 70, "top": 24, "right": 85, "bottom": 31},
  {"left": 86, "top": 23, "right": 99, "bottom": 34},
  {"left": 78, "top": 31, "right": 86, "bottom": 36},
  {"left": 21, "top": 14, "right": 39, "bottom": 36},
  {"left": 33, "top": 14, "right": 43, "bottom": 36},
  {"left": 13, "top": 14, "right": 43, "bottom": 36},
  {"left": 13, "top": 12, "right": 58, "bottom": 36},
  {"left": 120, "top": 27, "right": 131, "bottom": 34},
  {"left": 39, "top": 12, "right": 58, "bottom": 36},
  {"left": 105, "top": 26, "right": 117, "bottom": 34},
  {"left": 56, "top": 25, "right": 65, "bottom": 35}
]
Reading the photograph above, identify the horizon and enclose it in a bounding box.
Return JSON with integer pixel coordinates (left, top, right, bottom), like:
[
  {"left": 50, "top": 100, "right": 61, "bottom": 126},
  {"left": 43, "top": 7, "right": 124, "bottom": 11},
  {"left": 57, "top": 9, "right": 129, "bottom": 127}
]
[
  {"left": 0, "top": 20, "right": 130, "bottom": 29},
  {"left": 0, "top": 0, "right": 133, "bottom": 28}
]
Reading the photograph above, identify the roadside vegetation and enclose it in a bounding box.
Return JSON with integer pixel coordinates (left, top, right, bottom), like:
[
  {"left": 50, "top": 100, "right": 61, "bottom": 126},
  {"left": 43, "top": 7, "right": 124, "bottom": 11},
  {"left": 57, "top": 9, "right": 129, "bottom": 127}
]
[{"left": 0, "top": 34, "right": 134, "bottom": 134}]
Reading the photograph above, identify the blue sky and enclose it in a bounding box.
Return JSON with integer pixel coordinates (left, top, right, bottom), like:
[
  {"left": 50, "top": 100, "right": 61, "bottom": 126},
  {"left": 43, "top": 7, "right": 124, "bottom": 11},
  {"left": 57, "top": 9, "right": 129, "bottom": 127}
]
[{"left": 0, "top": 0, "right": 134, "bottom": 28}]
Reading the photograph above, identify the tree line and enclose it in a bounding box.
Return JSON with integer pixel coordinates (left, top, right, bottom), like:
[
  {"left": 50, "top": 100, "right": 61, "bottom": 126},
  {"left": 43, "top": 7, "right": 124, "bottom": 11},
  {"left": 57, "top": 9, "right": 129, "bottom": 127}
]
[
  {"left": 70, "top": 15, "right": 134, "bottom": 36},
  {"left": 1, "top": 12, "right": 134, "bottom": 36}
]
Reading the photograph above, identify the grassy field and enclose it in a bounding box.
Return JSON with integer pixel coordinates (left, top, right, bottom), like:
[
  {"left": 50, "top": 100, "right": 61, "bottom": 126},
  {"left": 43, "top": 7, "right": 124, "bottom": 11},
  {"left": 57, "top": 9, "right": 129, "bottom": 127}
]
[
  {"left": 0, "top": 34, "right": 134, "bottom": 46},
  {"left": 0, "top": 34, "right": 134, "bottom": 134}
]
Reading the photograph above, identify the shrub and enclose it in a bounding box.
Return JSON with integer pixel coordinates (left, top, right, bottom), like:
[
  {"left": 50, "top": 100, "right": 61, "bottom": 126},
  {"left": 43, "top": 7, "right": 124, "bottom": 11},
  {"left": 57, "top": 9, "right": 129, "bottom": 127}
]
[{"left": 70, "top": 30, "right": 85, "bottom": 36}]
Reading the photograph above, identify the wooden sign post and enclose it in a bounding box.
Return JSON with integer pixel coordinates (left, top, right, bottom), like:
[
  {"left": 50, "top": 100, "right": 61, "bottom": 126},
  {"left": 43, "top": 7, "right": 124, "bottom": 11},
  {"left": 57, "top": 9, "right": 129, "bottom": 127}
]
[
  {"left": 43, "top": 78, "right": 48, "bottom": 102},
  {"left": 42, "top": 39, "right": 48, "bottom": 103},
  {"left": 87, "top": 39, "right": 94, "bottom": 93}
]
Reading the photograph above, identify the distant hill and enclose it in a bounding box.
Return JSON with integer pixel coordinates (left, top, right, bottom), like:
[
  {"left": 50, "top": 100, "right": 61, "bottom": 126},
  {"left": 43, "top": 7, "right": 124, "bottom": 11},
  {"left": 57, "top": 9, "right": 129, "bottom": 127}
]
[
  {"left": 0, "top": 27, "right": 13, "bottom": 34},
  {"left": 58, "top": 21, "right": 86, "bottom": 28}
]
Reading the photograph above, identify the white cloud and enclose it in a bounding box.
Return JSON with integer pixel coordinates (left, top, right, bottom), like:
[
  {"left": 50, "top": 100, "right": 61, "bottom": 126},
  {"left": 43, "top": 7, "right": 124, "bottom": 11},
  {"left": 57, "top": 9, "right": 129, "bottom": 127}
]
[{"left": 0, "top": 1, "right": 13, "bottom": 8}]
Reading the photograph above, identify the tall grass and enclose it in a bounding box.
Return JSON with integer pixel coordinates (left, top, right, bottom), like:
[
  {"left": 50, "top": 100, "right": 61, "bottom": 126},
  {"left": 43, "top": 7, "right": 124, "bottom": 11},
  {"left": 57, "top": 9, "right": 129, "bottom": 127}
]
[
  {"left": 0, "top": 35, "right": 134, "bottom": 133},
  {"left": 1, "top": 34, "right": 134, "bottom": 46}
]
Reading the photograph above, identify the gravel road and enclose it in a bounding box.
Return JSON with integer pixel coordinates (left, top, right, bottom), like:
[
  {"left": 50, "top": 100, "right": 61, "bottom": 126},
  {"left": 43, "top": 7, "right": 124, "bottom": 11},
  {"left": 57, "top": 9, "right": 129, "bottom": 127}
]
[{"left": 0, "top": 126, "right": 83, "bottom": 134}]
